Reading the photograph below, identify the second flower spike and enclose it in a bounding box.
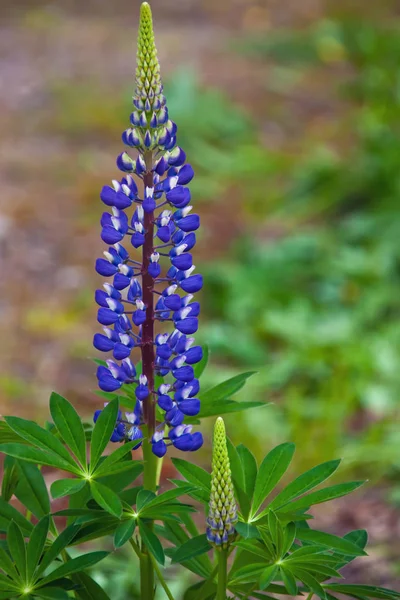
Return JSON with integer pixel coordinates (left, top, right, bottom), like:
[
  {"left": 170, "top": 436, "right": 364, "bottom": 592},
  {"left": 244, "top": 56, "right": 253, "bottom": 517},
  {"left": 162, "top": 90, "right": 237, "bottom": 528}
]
[{"left": 207, "top": 417, "right": 238, "bottom": 549}]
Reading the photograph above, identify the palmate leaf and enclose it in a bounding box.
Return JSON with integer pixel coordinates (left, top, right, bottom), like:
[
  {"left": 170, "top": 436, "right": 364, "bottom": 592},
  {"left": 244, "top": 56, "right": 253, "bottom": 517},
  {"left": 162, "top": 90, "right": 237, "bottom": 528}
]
[
  {"left": 267, "top": 458, "right": 341, "bottom": 512},
  {"left": 27, "top": 516, "right": 50, "bottom": 580},
  {"left": 49, "top": 392, "right": 87, "bottom": 468},
  {"left": 171, "top": 458, "right": 211, "bottom": 494},
  {"left": 51, "top": 478, "right": 87, "bottom": 500},
  {"left": 251, "top": 443, "right": 295, "bottom": 518},
  {"left": 37, "top": 588, "right": 70, "bottom": 600},
  {"left": 160, "top": 519, "right": 212, "bottom": 579},
  {"left": 138, "top": 521, "right": 165, "bottom": 565},
  {"left": 8, "top": 521, "right": 27, "bottom": 582},
  {"left": 90, "top": 399, "right": 119, "bottom": 471},
  {"left": 0, "top": 498, "right": 33, "bottom": 535},
  {"left": 193, "top": 344, "right": 209, "bottom": 378},
  {"left": 290, "top": 567, "right": 327, "bottom": 599},
  {"left": 15, "top": 462, "right": 50, "bottom": 518},
  {"left": 324, "top": 584, "right": 400, "bottom": 600},
  {"left": 171, "top": 534, "right": 211, "bottom": 564},
  {"left": 0, "top": 444, "right": 80, "bottom": 475},
  {"left": 0, "top": 548, "right": 18, "bottom": 580},
  {"left": 279, "top": 481, "right": 365, "bottom": 513},
  {"left": 0, "top": 421, "right": 27, "bottom": 445},
  {"left": 4, "top": 417, "right": 78, "bottom": 469},
  {"left": 114, "top": 519, "right": 136, "bottom": 548},
  {"left": 199, "top": 372, "right": 257, "bottom": 403},
  {"left": 1, "top": 456, "right": 19, "bottom": 501},
  {"left": 259, "top": 564, "right": 279, "bottom": 590},
  {"left": 36, "top": 524, "right": 81, "bottom": 577},
  {"left": 72, "top": 571, "right": 112, "bottom": 600},
  {"left": 295, "top": 529, "right": 367, "bottom": 557},
  {"left": 37, "top": 551, "right": 109, "bottom": 588},
  {"left": 90, "top": 480, "right": 122, "bottom": 518},
  {"left": 140, "top": 484, "right": 196, "bottom": 512},
  {"left": 92, "top": 442, "right": 138, "bottom": 477}
]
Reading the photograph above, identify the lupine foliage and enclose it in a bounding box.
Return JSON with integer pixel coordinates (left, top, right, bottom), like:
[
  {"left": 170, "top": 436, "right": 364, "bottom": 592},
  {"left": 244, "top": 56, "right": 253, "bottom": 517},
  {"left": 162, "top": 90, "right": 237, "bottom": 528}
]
[{"left": 0, "top": 3, "right": 399, "bottom": 600}]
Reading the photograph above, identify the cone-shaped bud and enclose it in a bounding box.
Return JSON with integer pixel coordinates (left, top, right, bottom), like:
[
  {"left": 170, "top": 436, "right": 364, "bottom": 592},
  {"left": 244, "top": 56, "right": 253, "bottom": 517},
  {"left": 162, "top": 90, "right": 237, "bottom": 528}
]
[
  {"left": 206, "top": 417, "right": 238, "bottom": 550},
  {"left": 135, "top": 3, "right": 162, "bottom": 113}
]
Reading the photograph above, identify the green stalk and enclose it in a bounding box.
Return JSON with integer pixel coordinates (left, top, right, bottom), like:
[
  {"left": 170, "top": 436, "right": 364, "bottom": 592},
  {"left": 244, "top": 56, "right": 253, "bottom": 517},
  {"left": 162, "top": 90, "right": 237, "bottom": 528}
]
[
  {"left": 142, "top": 433, "right": 162, "bottom": 492},
  {"left": 140, "top": 435, "right": 163, "bottom": 600},
  {"left": 216, "top": 549, "right": 228, "bottom": 600}
]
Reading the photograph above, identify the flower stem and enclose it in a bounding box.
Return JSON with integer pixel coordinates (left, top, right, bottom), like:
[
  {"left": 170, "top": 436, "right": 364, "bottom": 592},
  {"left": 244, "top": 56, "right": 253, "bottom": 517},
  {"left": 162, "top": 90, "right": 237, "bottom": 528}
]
[
  {"left": 216, "top": 549, "right": 228, "bottom": 600},
  {"left": 141, "top": 152, "right": 156, "bottom": 437},
  {"left": 139, "top": 433, "right": 162, "bottom": 600}
]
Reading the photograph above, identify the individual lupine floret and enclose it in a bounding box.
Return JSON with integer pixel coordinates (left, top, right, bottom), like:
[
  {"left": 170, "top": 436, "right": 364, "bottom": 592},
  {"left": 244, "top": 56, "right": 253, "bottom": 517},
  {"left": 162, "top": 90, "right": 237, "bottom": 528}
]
[
  {"left": 206, "top": 417, "right": 238, "bottom": 549},
  {"left": 93, "top": 1, "right": 203, "bottom": 457}
]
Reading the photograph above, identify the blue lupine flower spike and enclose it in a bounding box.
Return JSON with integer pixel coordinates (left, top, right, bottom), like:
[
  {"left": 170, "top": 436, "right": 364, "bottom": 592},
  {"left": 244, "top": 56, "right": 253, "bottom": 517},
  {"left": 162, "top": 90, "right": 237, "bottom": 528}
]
[{"left": 93, "top": 1, "right": 203, "bottom": 457}]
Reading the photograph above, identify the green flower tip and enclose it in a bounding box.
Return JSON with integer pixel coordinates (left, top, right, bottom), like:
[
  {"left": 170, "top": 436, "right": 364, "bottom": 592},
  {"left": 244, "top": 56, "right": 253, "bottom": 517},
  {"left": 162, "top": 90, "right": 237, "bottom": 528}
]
[{"left": 207, "top": 417, "right": 238, "bottom": 550}]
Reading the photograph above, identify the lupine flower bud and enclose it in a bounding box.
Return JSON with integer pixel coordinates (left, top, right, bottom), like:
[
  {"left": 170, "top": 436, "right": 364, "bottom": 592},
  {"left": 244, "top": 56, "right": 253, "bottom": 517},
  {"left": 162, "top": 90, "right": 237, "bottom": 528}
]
[{"left": 206, "top": 418, "right": 238, "bottom": 550}]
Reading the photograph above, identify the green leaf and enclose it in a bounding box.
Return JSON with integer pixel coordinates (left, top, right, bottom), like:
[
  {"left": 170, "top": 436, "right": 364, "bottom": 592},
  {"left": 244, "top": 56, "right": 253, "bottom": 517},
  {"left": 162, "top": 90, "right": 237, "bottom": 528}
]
[
  {"left": 50, "top": 392, "right": 87, "bottom": 467},
  {"left": 259, "top": 564, "right": 279, "bottom": 590},
  {"left": 280, "top": 565, "right": 298, "bottom": 596},
  {"left": 269, "top": 459, "right": 342, "bottom": 511},
  {"left": 193, "top": 344, "right": 209, "bottom": 378},
  {"left": 0, "top": 574, "right": 21, "bottom": 592},
  {"left": 324, "top": 584, "right": 400, "bottom": 599},
  {"left": 8, "top": 521, "right": 27, "bottom": 581},
  {"left": 0, "top": 444, "right": 80, "bottom": 475},
  {"left": 139, "top": 521, "right": 165, "bottom": 565},
  {"left": 291, "top": 567, "right": 326, "bottom": 599},
  {"left": 251, "top": 443, "right": 295, "bottom": 517},
  {"left": 93, "top": 443, "right": 137, "bottom": 477},
  {"left": 0, "top": 421, "right": 27, "bottom": 444},
  {"left": 51, "top": 478, "right": 87, "bottom": 499},
  {"left": 171, "top": 534, "right": 211, "bottom": 564},
  {"left": 141, "top": 485, "right": 196, "bottom": 511},
  {"left": 0, "top": 498, "right": 33, "bottom": 534},
  {"left": 171, "top": 458, "right": 211, "bottom": 494},
  {"left": 281, "top": 481, "right": 365, "bottom": 513},
  {"left": 37, "top": 588, "right": 70, "bottom": 600},
  {"left": 15, "top": 462, "right": 50, "bottom": 519},
  {"left": 1, "top": 456, "right": 19, "bottom": 501},
  {"left": 90, "top": 399, "right": 119, "bottom": 470},
  {"left": 37, "top": 551, "right": 109, "bottom": 587},
  {"left": 0, "top": 548, "right": 18, "bottom": 579},
  {"left": 72, "top": 572, "right": 112, "bottom": 600},
  {"left": 36, "top": 524, "right": 81, "bottom": 576},
  {"left": 334, "top": 530, "right": 368, "bottom": 567},
  {"left": 237, "top": 444, "right": 258, "bottom": 499},
  {"left": 90, "top": 480, "right": 122, "bottom": 518},
  {"left": 170, "top": 479, "right": 209, "bottom": 504},
  {"left": 114, "top": 519, "right": 136, "bottom": 548},
  {"left": 196, "top": 399, "right": 265, "bottom": 419},
  {"left": 235, "top": 521, "right": 260, "bottom": 539},
  {"left": 295, "top": 529, "right": 367, "bottom": 556},
  {"left": 199, "top": 372, "right": 257, "bottom": 403},
  {"left": 5, "top": 417, "right": 78, "bottom": 469},
  {"left": 136, "top": 489, "right": 157, "bottom": 511},
  {"left": 229, "top": 563, "right": 266, "bottom": 584},
  {"left": 268, "top": 511, "right": 283, "bottom": 558},
  {"left": 282, "top": 521, "right": 296, "bottom": 556},
  {"left": 98, "top": 463, "right": 143, "bottom": 493},
  {"left": 235, "top": 539, "right": 273, "bottom": 561},
  {"left": 27, "top": 516, "right": 50, "bottom": 579}
]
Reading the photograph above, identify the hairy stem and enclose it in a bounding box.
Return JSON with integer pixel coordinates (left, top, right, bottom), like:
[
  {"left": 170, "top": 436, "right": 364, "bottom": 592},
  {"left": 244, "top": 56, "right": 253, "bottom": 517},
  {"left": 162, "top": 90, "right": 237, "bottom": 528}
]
[
  {"left": 216, "top": 549, "right": 228, "bottom": 600},
  {"left": 141, "top": 151, "right": 156, "bottom": 438}
]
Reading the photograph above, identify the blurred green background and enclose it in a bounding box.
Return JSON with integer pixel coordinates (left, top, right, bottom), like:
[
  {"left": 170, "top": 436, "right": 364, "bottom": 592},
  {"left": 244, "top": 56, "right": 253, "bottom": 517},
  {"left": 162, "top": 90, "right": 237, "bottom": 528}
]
[{"left": 1, "top": 0, "right": 400, "bottom": 593}]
